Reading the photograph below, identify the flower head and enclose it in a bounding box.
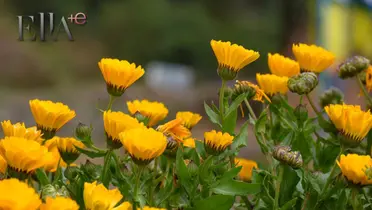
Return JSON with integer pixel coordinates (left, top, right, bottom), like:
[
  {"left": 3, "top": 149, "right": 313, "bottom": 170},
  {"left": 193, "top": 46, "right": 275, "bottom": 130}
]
[
  {"left": 84, "top": 181, "right": 129, "bottom": 210},
  {"left": 1, "top": 120, "right": 43, "bottom": 143},
  {"left": 325, "top": 104, "right": 372, "bottom": 143},
  {"left": 119, "top": 127, "right": 167, "bottom": 165},
  {"left": 268, "top": 53, "right": 300, "bottom": 77},
  {"left": 157, "top": 119, "right": 191, "bottom": 142},
  {"left": 52, "top": 137, "right": 85, "bottom": 165},
  {"left": 40, "top": 197, "right": 79, "bottom": 210},
  {"left": 292, "top": 43, "right": 335, "bottom": 73},
  {"left": 256, "top": 73, "right": 289, "bottom": 96},
  {"left": 99, "top": 58, "right": 145, "bottom": 96},
  {"left": 29, "top": 99, "right": 76, "bottom": 139},
  {"left": 176, "top": 111, "right": 202, "bottom": 130},
  {"left": 183, "top": 137, "right": 196, "bottom": 148},
  {"left": 337, "top": 154, "right": 372, "bottom": 185},
  {"left": 127, "top": 100, "right": 168, "bottom": 127},
  {"left": 0, "top": 137, "right": 53, "bottom": 174},
  {"left": 235, "top": 158, "right": 258, "bottom": 181},
  {"left": 0, "top": 178, "right": 41, "bottom": 210},
  {"left": 204, "top": 130, "right": 234, "bottom": 155},
  {"left": 211, "top": 40, "right": 260, "bottom": 80},
  {"left": 103, "top": 111, "right": 144, "bottom": 149},
  {"left": 319, "top": 87, "right": 344, "bottom": 108},
  {"left": 43, "top": 139, "right": 73, "bottom": 172},
  {"left": 233, "top": 80, "right": 271, "bottom": 103}
]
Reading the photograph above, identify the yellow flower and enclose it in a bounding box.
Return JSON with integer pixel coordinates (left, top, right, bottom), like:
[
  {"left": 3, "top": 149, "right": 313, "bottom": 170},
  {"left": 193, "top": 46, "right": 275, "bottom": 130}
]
[
  {"left": 99, "top": 58, "right": 145, "bottom": 96},
  {"left": 337, "top": 154, "right": 372, "bottom": 185},
  {"left": 0, "top": 178, "right": 41, "bottom": 210},
  {"left": 292, "top": 43, "right": 335, "bottom": 73},
  {"left": 0, "top": 137, "right": 53, "bottom": 173},
  {"left": 40, "top": 197, "right": 79, "bottom": 210},
  {"left": 325, "top": 104, "right": 372, "bottom": 143},
  {"left": 176, "top": 111, "right": 202, "bottom": 130},
  {"left": 256, "top": 73, "right": 289, "bottom": 95},
  {"left": 119, "top": 127, "right": 167, "bottom": 165},
  {"left": 234, "top": 80, "right": 271, "bottom": 103},
  {"left": 157, "top": 119, "right": 191, "bottom": 142},
  {"left": 29, "top": 99, "right": 76, "bottom": 139},
  {"left": 235, "top": 158, "right": 258, "bottom": 182},
  {"left": 366, "top": 66, "right": 372, "bottom": 92},
  {"left": 142, "top": 207, "right": 166, "bottom": 210},
  {"left": 103, "top": 111, "right": 144, "bottom": 149},
  {"left": 268, "top": 53, "right": 300, "bottom": 77},
  {"left": 84, "top": 181, "right": 130, "bottom": 210},
  {"left": 204, "top": 130, "right": 234, "bottom": 155},
  {"left": 183, "top": 138, "right": 196, "bottom": 148},
  {"left": 210, "top": 40, "right": 260, "bottom": 80},
  {"left": 51, "top": 137, "right": 85, "bottom": 165},
  {"left": 127, "top": 100, "right": 168, "bottom": 127},
  {"left": 0, "top": 155, "right": 6, "bottom": 174},
  {"left": 1, "top": 120, "right": 43, "bottom": 143}
]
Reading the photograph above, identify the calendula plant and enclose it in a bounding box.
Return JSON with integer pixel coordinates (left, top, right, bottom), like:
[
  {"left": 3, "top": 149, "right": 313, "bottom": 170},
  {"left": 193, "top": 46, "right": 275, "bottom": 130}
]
[{"left": 1, "top": 40, "right": 372, "bottom": 210}]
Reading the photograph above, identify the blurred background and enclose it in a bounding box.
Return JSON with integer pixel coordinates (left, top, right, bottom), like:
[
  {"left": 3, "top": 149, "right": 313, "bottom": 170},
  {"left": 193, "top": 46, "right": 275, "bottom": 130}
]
[{"left": 0, "top": 0, "right": 371, "bottom": 162}]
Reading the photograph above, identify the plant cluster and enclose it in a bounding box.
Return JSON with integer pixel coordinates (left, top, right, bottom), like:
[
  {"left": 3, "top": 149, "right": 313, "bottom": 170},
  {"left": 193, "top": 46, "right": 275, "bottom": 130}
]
[{"left": 1, "top": 39, "right": 372, "bottom": 210}]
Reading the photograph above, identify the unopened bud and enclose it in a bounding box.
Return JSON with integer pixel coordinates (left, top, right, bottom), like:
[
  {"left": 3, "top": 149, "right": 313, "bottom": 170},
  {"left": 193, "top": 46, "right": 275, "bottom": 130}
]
[
  {"left": 75, "top": 123, "right": 92, "bottom": 142},
  {"left": 41, "top": 184, "right": 69, "bottom": 200},
  {"left": 319, "top": 87, "right": 344, "bottom": 108},
  {"left": 64, "top": 166, "right": 80, "bottom": 180},
  {"left": 338, "top": 56, "right": 370, "bottom": 79},
  {"left": 273, "top": 146, "right": 303, "bottom": 169},
  {"left": 219, "top": 87, "right": 233, "bottom": 100},
  {"left": 232, "top": 81, "right": 256, "bottom": 101},
  {"left": 294, "top": 104, "right": 308, "bottom": 125},
  {"left": 187, "top": 160, "right": 198, "bottom": 177},
  {"left": 287, "top": 72, "right": 318, "bottom": 95},
  {"left": 81, "top": 160, "right": 101, "bottom": 180}
]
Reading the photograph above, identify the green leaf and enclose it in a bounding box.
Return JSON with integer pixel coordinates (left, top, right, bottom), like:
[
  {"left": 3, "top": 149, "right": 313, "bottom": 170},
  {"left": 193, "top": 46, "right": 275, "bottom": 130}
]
[
  {"left": 204, "top": 101, "right": 222, "bottom": 127},
  {"left": 291, "top": 131, "right": 312, "bottom": 164},
  {"left": 224, "top": 92, "right": 248, "bottom": 117},
  {"left": 211, "top": 180, "right": 261, "bottom": 196},
  {"left": 218, "top": 166, "right": 242, "bottom": 183},
  {"left": 335, "top": 189, "right": 349, "bottom": 210},
  {"left": 75, "top": 146, "right": 107, "bottom": 158},
  {"left": 195, "top": 140, "right": 206, "bottom": 159},
  {"left": 199, "top": 156, "right": 214, "bottom": 185},
  {"left": 194, "top": 195, "right": 235, "bottom": 210},
  {"left": 222, "top": 108, "right": 237, "bottom": 135},
  {"left": 280, "top": 197, "right": 298, "bottom": 210},
  {"left": 176, "top": 147, "right": 193, "bottom": 195},
  {"left": 231, "top": 121, "right": 249, "bottom": 151},
  {"left": 35, "top": 168, "right": 50, "bottom": 187},
  {"left": 314, "top": 144, "right": 340, "bottom": 173},
  {"left": 279, "top": 165, "right": 300, "bottom": 206}
]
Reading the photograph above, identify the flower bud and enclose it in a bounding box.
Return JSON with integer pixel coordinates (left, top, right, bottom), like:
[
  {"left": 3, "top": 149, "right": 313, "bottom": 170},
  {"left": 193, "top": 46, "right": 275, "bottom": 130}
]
[
  {"left": 338, "top": 56, "right": 370, "bottom": 79},
  {"left": 232, "top": 81, "right": 256, "bottom": 101},
  {"left": 64, "top": 166, "right": 80, "bottom": 180},
  {"left": 187, "top": 160, "right": 198, "bottom": 177},
  {"left": 81, "top": 160, "right": 101, "bottom": 180},
  {"left": 319, "top": 87, "right": 344, "bottom": 108},
  {"left": 273, "top": 146, "right": 303, "bottom": 169},
  {"left": 41, "top": 184, "right": 69, "bottom": 200},
  {"left": 219, "top": 87, "right": 233, "bottom": 100},
  {"left": 75, "top": 123, "right": 92, "bottom": 142},
  {"left": 217, "top": 68, "right": 238, "bottom": 81},
  {"left": 287, "top": 72, "right": 318, "bottom": 95},
  {"left": 294, "top": 104, "right": 308, "bottom": 125}
]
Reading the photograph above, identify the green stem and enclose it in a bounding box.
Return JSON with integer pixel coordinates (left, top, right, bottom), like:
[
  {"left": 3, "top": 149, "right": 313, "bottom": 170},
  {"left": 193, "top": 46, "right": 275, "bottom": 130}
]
[
  {"left": 314, "top": 145, "right": 344, "bottom": 209},
  {"left": 242, "top": 196, "right": 253, "bottom": 210},
  {"left": 106, "top": 95, "right": 116, "bottom": 111},
  {"left": 219, "top": 80, "right": 227, "bottom": 122},
  {"left": 111, "top": 152, "right": 126, "bottom": 180},
  {"left": 244, "top": 99, "right": 257, "bottom": 121},
  {"left": 305, "top": 94, "right": 320, "bottom": 116},
  {"left": 133, "top": 166, "right": 145, "bottom": 209},
  {"left": 149, "top": 158, "right": 159, "bottom": 205},
  {"left": 357, "top": 76, "right": 372, "bottom": 105},
  {"left": 274, "top": 165, "right": 284, "bottom": 210},
  {"left": 100, "top": 149, "right": 112, "bottom": 188}
]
